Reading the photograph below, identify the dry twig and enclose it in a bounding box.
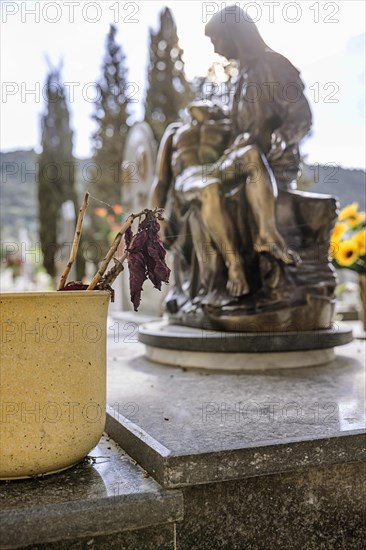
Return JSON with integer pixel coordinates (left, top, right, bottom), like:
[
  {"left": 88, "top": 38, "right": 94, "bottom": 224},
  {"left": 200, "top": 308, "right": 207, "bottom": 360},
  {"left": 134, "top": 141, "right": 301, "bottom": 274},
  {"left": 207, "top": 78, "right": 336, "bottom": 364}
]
[
  {"left": 58, "top": 192, "right": 89, "bottom": 290},
  {"left": 87, "top": 209, "right": 147, "bottom": 290},
  {"left": 97, "top": 257, "right": 124, "bottom": 288}
]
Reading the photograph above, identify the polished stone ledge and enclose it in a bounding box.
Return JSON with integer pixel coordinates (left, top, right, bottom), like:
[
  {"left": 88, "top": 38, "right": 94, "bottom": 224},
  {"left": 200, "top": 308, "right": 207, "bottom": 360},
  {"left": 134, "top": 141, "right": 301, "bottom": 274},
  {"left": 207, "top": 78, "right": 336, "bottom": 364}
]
[
  {"left": 0, "top": 435, "right": 183, "bottom": 549},
  {"left": 106, "top": 336, "right": 365, "bottom": 488}
]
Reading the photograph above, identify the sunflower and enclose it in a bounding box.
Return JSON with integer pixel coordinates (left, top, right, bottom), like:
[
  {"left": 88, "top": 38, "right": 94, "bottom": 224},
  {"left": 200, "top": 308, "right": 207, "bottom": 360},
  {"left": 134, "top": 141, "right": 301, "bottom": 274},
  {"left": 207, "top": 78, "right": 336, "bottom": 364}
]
[
  {"left": 338, "top": 202, "right": 366, "bottom": 228},
  {"left": 350, "top": 211, "right": 366, "bottom": 227},
  {"left": 339, "top": 202, "right": 358, "bottom": 220},
  {"left": 331, "top": 222, "right": 347, "bottom": 243},
  {"left": 353, "top": 227, "right": 366, "bottom": 255},
  {"left": 335, "top": 239, "right": 360, "bottom": 267}
]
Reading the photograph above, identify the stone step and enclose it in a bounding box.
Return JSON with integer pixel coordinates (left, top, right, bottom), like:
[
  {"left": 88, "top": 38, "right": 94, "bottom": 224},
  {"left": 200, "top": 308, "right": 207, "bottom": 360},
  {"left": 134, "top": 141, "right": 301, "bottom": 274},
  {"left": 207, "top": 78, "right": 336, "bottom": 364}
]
[
  {"left": 0, "top": 435, "right": 183, "bottom": 549},
  {"left": 106, "top": 337, "right": 365, "bottom": 488},
  {"left": 103, "top": 334, "right": 366, "bottom": 548}
]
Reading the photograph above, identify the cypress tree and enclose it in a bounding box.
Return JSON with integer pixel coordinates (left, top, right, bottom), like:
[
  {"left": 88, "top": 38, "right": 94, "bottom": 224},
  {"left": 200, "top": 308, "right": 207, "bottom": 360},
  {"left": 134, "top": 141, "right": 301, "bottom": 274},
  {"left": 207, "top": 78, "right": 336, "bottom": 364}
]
[
  {"left": 92, "top": 24, "right": 130, "bottom": 205},
  {"left": 86, "top": 24, "right": 131, "bottom": 266},
  {"left": 38, "top": 67, "right": 80, "bottom": 279},
  {"left": 144, "top": 7, "right": 191, "bottom": 143}
]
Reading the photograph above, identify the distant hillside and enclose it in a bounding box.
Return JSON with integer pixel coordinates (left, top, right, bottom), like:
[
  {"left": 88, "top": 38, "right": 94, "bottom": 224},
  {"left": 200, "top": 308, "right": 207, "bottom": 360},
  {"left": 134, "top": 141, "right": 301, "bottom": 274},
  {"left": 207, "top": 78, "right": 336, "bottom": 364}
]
[
  {"left": 299, "top": 163, "right": 366, "bottom": 210},
  {"left": 1, "top": 149, "right": 365, "bottom": 242},
  {"left": 0, "top": 149, "right": 38, "bottom": 241},
  {"left": 0, "top": 150, "right": 90, "bottom": 242}
]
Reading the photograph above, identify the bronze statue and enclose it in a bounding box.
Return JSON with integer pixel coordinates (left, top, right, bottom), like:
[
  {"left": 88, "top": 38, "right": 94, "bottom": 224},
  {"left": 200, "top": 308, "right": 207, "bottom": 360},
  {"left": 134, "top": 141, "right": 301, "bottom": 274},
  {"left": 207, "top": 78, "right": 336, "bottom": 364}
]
[{"left": 151, "top": 6, "right": 338, "bottom": 332}]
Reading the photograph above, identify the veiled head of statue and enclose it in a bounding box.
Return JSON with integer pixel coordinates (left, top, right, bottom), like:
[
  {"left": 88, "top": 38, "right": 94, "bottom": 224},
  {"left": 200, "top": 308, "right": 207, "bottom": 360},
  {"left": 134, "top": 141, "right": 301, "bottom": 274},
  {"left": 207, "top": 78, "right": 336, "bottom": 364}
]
[{"left": 205, "top": 5, "right": 268, "bottom": 62}]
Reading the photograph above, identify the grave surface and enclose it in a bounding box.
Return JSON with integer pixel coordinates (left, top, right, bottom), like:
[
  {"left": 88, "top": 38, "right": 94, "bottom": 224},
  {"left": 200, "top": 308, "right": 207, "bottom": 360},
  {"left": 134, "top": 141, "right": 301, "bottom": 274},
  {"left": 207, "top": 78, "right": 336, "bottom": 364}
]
[
  {"left": 107, "top": 335, "right": 365, "bottom": 487},
  {"left": 1, "top": 322, "right": 364, "bottom": 549},
  {"left": 0, "top": 435, "right": 182, "bottom": 549}
]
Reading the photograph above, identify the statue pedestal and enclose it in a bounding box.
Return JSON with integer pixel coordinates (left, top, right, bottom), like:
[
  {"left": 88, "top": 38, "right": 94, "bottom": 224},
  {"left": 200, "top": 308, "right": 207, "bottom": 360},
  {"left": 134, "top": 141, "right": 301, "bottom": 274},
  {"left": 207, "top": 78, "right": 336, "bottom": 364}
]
[{"left": 139, "top": 321, "right": 352, "bottom": 371}]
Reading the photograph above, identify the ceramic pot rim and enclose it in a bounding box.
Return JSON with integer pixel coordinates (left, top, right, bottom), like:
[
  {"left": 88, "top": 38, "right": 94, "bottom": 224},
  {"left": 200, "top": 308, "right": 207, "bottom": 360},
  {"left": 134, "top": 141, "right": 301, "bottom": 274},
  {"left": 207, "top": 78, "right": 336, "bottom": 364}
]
[{"left": 0, "top": 291, "right": 111, "bottom": 299}]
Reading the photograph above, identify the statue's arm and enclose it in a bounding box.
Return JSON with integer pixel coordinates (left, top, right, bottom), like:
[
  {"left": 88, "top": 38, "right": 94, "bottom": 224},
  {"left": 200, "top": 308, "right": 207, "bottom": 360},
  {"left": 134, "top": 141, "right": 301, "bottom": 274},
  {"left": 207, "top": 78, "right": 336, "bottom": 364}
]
[{"left": 150, "top": 123, "right": 180, "bottom": 209}]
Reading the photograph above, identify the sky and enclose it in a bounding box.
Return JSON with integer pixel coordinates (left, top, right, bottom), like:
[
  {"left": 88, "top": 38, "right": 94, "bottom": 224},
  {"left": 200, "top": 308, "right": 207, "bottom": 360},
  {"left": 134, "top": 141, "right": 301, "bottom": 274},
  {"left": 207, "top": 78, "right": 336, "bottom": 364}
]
[{"left": 1, "top": 0, "right": 365, "bottom": 169}]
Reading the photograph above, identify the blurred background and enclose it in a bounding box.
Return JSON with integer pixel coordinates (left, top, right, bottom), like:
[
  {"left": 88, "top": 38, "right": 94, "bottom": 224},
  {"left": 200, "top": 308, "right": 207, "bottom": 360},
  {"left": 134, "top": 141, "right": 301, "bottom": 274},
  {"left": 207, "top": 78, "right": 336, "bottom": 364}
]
[{"left": 1, "top": 0, "right": 365, "bottom": 315}]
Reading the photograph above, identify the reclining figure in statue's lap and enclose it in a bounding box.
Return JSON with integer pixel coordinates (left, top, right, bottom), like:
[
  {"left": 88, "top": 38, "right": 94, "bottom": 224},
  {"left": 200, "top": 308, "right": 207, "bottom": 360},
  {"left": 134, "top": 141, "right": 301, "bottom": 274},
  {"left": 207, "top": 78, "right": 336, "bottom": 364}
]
[{"left": 153, "top": 101, "right": 300, "bottom": 299}]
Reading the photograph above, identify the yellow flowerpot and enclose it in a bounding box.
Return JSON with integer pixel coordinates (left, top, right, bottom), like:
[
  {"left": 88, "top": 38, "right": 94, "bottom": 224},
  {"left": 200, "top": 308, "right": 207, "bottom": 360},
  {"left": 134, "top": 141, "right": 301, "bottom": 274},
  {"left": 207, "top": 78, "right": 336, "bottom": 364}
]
[{"left": 0, "top": 291, "right": 110, "bottom": 479}]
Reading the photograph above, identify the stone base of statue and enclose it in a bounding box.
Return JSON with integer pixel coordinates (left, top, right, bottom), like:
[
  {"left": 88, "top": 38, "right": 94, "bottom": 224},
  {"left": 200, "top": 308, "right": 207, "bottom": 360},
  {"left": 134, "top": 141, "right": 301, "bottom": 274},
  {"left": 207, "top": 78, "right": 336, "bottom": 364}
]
[
  {"left": 139, "top": 321, "right": 352, "bottom": 371},
  {"left": 164, "top": 189, "right": 339, "bottom": 333}
]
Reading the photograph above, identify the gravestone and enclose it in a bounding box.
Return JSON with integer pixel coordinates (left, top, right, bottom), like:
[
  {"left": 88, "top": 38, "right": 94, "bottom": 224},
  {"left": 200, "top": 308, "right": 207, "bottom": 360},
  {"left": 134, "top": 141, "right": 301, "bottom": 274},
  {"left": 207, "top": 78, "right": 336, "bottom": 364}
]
[
  {"left": 120, "top": 122, "right": 171, "bottom": 315},
  {"left": 55, "top": 200, "right": 76, "bottom": 284}
]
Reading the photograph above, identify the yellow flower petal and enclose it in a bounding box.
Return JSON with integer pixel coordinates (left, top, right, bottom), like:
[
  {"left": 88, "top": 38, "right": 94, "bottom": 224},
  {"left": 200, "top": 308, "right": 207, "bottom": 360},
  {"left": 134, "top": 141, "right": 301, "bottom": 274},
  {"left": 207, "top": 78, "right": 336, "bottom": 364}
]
[
  {"left": 349, "top": 211, "right": 366, "bottom": 228},
  {"left": 335, "top": 239, "right": 360, "bottom": 267},
  {"left": 338, "top": 202, "right": 359, "bottom": 221},
  {"left": 331, "top": 222, "right": 347, "bottom": 243},
  {"left": 353, "top": 227, "right": 366, "bottom": 255}
]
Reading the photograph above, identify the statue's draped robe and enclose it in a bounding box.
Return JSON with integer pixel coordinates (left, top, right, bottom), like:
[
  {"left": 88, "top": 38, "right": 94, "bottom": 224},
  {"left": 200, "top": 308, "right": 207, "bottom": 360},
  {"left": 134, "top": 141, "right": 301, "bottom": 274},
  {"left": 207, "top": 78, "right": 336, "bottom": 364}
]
[{"left": 231, "top": 50, "right": 312, "bottom": 188}]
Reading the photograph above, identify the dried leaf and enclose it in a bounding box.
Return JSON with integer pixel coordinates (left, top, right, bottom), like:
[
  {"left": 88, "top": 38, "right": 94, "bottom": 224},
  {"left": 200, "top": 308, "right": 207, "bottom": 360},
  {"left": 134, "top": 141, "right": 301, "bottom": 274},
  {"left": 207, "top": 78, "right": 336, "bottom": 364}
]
[
  {"left": 126, "top": 229, "right": 149, "bottom": 311},
  {"left": 58, "top": 282, "right": 88, "bottom": 291},
  {"left": 145, "top": 217, "right": 170, "bottom": 289},
  {"left": 146, "top": 237, "right": 170, "bottom": 290},
  {"left": 125, "top": 226, "right": 133, "bottom": 248}
]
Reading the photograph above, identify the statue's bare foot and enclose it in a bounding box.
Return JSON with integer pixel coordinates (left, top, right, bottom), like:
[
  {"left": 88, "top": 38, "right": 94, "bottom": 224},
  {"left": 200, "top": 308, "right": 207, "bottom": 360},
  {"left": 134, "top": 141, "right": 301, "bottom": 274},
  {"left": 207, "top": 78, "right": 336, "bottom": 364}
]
[
  {"left": 255, "top": 238, "right": 301, "bottom": 265},
  {"left": 227, "top": 264, "right": 250, "bottom": 297},
  {"left": 285, "top": 248, "right": 301, "bottom": 265}
]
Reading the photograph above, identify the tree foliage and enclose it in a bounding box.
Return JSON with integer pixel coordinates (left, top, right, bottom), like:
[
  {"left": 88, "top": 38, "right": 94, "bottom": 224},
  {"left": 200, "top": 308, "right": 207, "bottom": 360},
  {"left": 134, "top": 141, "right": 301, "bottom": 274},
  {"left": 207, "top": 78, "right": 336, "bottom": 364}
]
[
  {"left": 86, "top": 24, "right": 132, "bottom": 266},
  {"left": 38, "top": 67, "right": 81, "bottom": 278},
  {"left": 92, "top": 24, "right": 131, "bottom": 205},
  {"left": 144, "top": 7, "right": 192, "bottom": 143}
]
